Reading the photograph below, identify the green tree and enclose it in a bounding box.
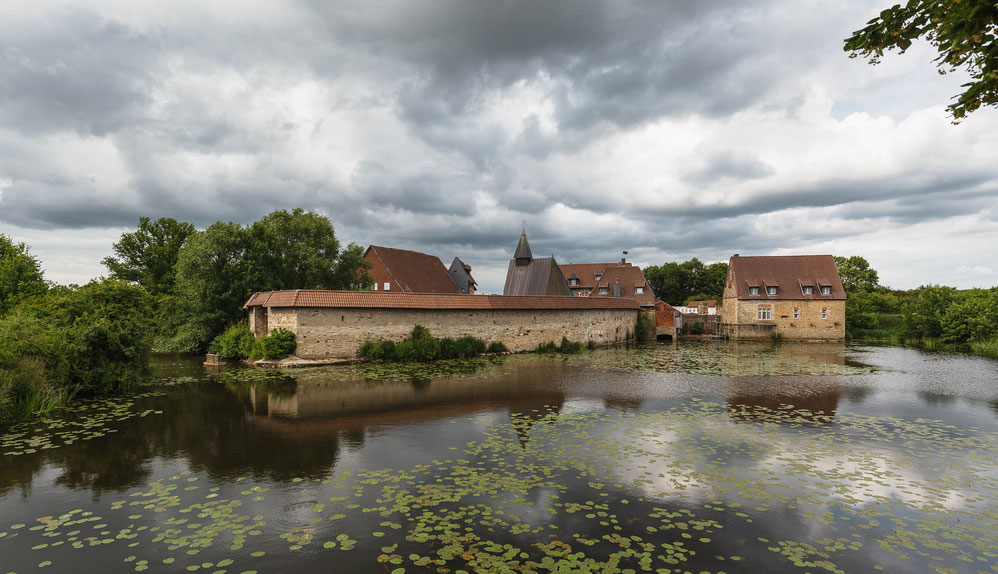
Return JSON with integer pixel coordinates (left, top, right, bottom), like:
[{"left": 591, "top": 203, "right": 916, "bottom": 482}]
[
  {"left": 940, "top": 288, "right": 998, "bottom": 343},
  {"left": 102, "top": 217, "right": 196, "bottom": 296},
  {"left": 834, "top": 255, "right": 880, "bottom": 293},
  {"left": 844, "top": 0, "right": 998, "bottom": 121},
  {"left": 249, "top": 208, "right": 370, "bottom": 289},
  {"left": 903, "top": 285, "right": 959, "bottom": 340},
  {"left": 0, "top": 235, "right": 47, "bottom": 316},
  {"left": 644, "top": 258, "right": 727, "bottom": 305},
  {"left": 173, "top": 222, "right": 255, "bottom": 352}
]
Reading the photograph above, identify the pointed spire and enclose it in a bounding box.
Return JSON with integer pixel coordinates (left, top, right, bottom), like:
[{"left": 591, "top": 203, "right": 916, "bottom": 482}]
[{"left": 514, "top": 229, "right": 533, "bottom": 261}]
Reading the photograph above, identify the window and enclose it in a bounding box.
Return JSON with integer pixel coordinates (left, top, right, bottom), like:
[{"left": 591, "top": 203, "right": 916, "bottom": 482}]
[
  {"left": 594, "top": 274, "right": 602, "bottom": 281},
  {"left": 758, "top": 307, "right": 772, "bottom": 320},
  {"left": 767, "top": 286, "right": 777, "bottom": 296},
  {"left": 749, "top": 286, "right": 760, "bottom": 296},
  {"left": 793, "top": 308, "right": 800, "bottom": 319},
  {"left": 373, "top": 283, "right": 378, "bottom": 291},
  {"left": 383, "top": 282, "right": 390, "bottom": 291},
  {"left": 802, "top": 286, "right": 814, "bottom": 295},
  {"left": 569, "top": 278, "right": 579, "bottom": 286},
  {"left": 636, "top": 287, "right": 644, "bottom": 294},
  {"left": 820, "top": 286, "right": 832, "bottom": 295},
  {"left": 821, "top": 308, "right": 828, "bottom": 320},
  {"left": 599, "top": 287, "right": 608, "bottom": 295}
]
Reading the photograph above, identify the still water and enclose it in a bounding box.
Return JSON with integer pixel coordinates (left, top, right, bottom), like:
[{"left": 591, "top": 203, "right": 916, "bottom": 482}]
[{"left": 2, "top": 342, "right": 997, "bottom": 573}]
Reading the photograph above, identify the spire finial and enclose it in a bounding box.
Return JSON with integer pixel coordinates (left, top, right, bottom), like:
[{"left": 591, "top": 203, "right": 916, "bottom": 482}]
[{"left": 522, "top": 219, "right": 527, "bottom": 232}]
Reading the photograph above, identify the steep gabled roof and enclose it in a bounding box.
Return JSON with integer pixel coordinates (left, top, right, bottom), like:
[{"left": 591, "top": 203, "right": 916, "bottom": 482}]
[
  {"left": 244, "top": 290, "right": 638, "bottom": 310},
  {"left": 729, "top": 255, "right": 845, "bottom": 301},
  {"left": 365, "top": 245, "right": 460, "bottom": 294},
  {"left": 503, "top": 257, "right": 572, "bottom": 296},
  {"left": 513, "top": 230, "right": 533, "bottom": 260}
]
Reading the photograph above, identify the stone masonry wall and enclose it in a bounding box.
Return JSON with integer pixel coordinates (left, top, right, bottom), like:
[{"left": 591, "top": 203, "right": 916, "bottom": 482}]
[
  {"left": 267, "top": 307, "right": 298, "bottom": 334},
  {"left": 277, "top": 307, "right": 638, "bottom": 359},
  {"left": 731, "top": 299, "right": 845, "bottom": 340}
]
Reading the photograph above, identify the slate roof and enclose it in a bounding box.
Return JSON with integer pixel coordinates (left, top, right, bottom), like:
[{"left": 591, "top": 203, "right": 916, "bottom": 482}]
[
  {"left": 447, "top": 257, "right": 476, "bottom": 294},
  {"left": 503, "top": 257, "right": 572, "bottom": 296},
  {"left": 244, "top": 290, "right": 638, "bottom": 310},
  {"left": 513, "top": 230, "right": 533, "bottom": 260},
  {"left": 366, "top": 245, "right": 460, "bottom": 294},
  {"left": 729, "top": 255, "right": 845, "bottom": 301}
]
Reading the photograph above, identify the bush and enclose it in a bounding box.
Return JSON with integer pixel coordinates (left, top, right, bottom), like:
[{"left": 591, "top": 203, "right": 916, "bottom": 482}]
[
  {"left": 251, "top": 328, "right": 297, "bottom": 360},
  {"left": 535, "top": 341, "right": 558, "bottom": 354},
  {"left": 359, "top": 327, "right": 491, "bottom": 362},
  {"left": 395, "top": 340, "right": 416, "bottom": 361},
  {"left": 487, "top": 341, "right": 508, "bottom": 353},
  {"left": 559, "top": 336, "right": 583, "bottom": 354},
  {"left": 210, "top": 323, "right": 256, "bottom": 359},
  {"left": 689, "top": 321, "right": 705, "bottom": 335}
]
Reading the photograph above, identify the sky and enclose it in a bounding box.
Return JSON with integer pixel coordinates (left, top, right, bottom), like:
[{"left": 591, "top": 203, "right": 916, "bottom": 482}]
[{"left": 2, "top": 0, "right": 997, "bottom": 295}]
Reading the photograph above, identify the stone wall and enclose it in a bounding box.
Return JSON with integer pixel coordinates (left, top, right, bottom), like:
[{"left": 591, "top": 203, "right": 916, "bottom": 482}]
[
  {"left": 726, "top": 298, "right": 845, "bottom": 340},
  {"left": 272, "top": 307, "right": 638, "bottom": 359}
]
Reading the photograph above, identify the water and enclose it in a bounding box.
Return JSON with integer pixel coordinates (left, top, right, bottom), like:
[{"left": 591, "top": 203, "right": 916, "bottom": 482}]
[{"left": 2, "top": 342, "right": 997, "bottom": 573}]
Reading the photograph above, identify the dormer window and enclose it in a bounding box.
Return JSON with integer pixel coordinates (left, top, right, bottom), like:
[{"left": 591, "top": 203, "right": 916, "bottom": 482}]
[
  {"left": 594, "top": 274, "right": 602, "bottom": 281},
  {"left": 766, "top": 286, "right": 777, "bottom": 296},
  {"left": 749, "top": 286, "right": 760, "bottom": 296},
  {"left": 599, "top": 287, "right": 608, "bottom": 295},
  {"left": 569, "top": 278, "right": 579, "bottom": 286},
  {"left": 802, "top": 286, "right": 814, "bottom": 295},
  {"left": 636, "top": 287, "right": 644, "bottom": 294},
  {"left": 820, "top": 286, "right": 831, "bottom": 295}
]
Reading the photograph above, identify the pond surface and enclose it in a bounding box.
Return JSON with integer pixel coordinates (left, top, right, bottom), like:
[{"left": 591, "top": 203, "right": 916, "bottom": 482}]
[{"left": 2, "top": 342, "right": 998, "bottom": 573}]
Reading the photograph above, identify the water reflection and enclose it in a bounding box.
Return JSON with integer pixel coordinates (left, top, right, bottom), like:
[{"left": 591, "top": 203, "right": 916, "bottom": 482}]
[{"left": 726, "top": 376, "right": 843, "bottom": 423}]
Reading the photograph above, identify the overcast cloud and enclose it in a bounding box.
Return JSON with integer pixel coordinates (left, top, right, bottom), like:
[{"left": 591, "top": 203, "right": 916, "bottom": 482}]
[{"left": 1, "top": 0, "right": 997, "bottom": 293}]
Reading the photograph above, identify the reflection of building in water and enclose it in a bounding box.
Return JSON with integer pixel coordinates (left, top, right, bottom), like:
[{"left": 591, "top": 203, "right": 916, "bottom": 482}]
[
  {"left": 507, "top": 394, "right": 565, "bottom": 448},
  {"left": 725, "top": 376, "right": 842, "bottom": 422},
  {"left": 717, "top": 341, "right": 848, "bottom": 376},
  {"left": 243, "top": 360, "right": 570, "bottom": 442},
  {"left": 601, "top": 396, "right": 644, "bottom": 412}
]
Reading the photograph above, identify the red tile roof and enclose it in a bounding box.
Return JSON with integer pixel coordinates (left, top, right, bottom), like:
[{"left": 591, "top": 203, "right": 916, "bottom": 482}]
[
  {"left": 244, "top": 290, "right": 640, "bottom": 310},
  {"left": 590, "top": 263, "right": 657, "bottom": 306},
  {"left": 366, "top": 245, "right": 460, "bottom": 294},
  {"left": 560, "top": 263, "right": 614, "bottom": 289},
  {"left": 686, "top": 300, "right": 717, "bottom": 307},
  {"left": 729, "top": 255, "right": 845, "bottom": 301}
]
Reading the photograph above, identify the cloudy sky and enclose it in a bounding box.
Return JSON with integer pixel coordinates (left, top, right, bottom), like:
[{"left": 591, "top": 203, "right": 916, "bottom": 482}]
[{"left": 2, "top": 0, "right": 997, "bottom": 294}]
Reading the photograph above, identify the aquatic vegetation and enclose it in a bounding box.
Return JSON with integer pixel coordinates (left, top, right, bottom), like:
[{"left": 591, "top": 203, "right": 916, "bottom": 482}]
[
  {"left": 361, "top": 326, "right": 495, "bottom": 362},
  {"left": 3, "top": 395, "right": 997, "bottom": 573}
]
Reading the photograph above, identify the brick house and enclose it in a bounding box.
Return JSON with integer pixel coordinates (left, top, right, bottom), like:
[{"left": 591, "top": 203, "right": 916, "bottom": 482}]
[
  {"left": 720, "top": 255, "right": 845, "bottom": 339},
  {"left": 363, "top": 245, "right": 461, "bottom": 294}
]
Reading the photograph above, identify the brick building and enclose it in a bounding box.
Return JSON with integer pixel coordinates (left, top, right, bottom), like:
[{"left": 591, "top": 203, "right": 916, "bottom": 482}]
[
  {"left": 720, "top": 255, "right": 845, "bottom": 340},
  {"left": 363, "top": 245, "right": 461, "bottom": 294}
]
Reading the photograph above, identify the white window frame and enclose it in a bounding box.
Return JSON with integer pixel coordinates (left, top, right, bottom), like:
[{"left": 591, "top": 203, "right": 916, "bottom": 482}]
[
  {"left": 598, "top": 287, "right": 608, "bottom": 295},
  {"left": 749, "top": 286, "right": 760, "bottom": 296},
  {"left": 758, "top": 307, "right": 772, "bottom": 320},
  {"left": 383, "top": 282, "right": 390, "bottom": 291},
  {"left": 793, "top": 308, "right": 800, "bottom": 319},
  {"left": 569, "top": 278, "right": 579, "bottom": 286},
  {"left": 821, "top": 308, "right": 828, "bottom": 320},
  {"left": 373, "top": 283, "right": 378, "bottom": 291},
  {"left": 802, "top": 286, "right": 814, "bottom": 295},
  {"left": 767, "top": 286, "right": 777, "bottom": 296},
  {"left": 820, "top": 286, "right": 832, "bottom": 295},
  {"left": 635, "top": 287, "right": 644, "bottom": 294}
]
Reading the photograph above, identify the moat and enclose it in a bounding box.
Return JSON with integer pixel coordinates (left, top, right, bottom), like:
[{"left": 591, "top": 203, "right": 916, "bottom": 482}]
[{"left": 2, "top": 342, "right": 997, "bottom": 573}]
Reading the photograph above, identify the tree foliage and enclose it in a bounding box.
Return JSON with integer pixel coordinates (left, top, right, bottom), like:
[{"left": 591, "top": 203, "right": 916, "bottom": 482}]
[
  {"left": 171, "top": 209, "right": 372, "bottom": 352},
  {"left": 834, "top": 255, "right": 881, "bottom": 293},
  {"left": 102, "top": 217, "right": 196, "bottom": 295},
  {"left": 0, "top": 234, "right": 47, "bottom": 316},
  {"left": 844, "top": 0, "right": 998, "bottom": 121},
  {"left": 643, "top": 258, "right": 728, "bottom": 306}
]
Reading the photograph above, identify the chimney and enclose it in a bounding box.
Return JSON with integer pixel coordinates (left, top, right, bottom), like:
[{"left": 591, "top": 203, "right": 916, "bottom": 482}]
[{"left": 733, "top": 253, "right": 740, "bottom": 257}]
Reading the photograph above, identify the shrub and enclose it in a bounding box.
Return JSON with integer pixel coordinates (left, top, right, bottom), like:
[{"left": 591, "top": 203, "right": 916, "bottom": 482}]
[
  {"left": 487, "top": 341, "right": 508, "bottom": 353},
  {"left": 210, "top": 323, "right": 256, "bottom": 359},
  {"left": 535, "top": 341, "right": 558, "bottom": 354},
  {"left": 558, "top": 336, "right": 583, "bottom": 354},
  {"left": 410, "top": 324, "right": 432, "bottom": 341},
  {"left": 457, "top": 336, "right": 487, "bottom": 357},
  {"left": 689, "top": 321, "right": 705, "bottom": 335},
  {"left": 251, "top": 328, "right": 297, "bottom": 360},
  {"left": 438, "top": 337, "right": 459, "bottom": 357},
  {"left": 395, "top": 340, "right": 416, "bottom": 362},
  {"left": 413, "top": 336, "right": 440, "bottom": 361}
]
